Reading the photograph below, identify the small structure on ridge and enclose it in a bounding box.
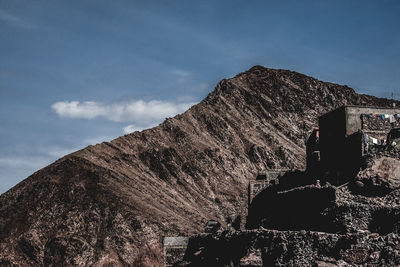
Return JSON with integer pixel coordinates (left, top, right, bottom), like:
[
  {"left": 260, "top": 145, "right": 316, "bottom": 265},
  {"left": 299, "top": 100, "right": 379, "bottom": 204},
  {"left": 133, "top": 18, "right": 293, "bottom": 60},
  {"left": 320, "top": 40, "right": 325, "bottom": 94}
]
[
  {"left": 248, "top": 169, "right": 288, "bottom": 206},
  {"left": 163, "top": 237, "right": 189, "bottom": 267},
  {"left": 316, "top": 105, "right": 400, "bottom": 184}
]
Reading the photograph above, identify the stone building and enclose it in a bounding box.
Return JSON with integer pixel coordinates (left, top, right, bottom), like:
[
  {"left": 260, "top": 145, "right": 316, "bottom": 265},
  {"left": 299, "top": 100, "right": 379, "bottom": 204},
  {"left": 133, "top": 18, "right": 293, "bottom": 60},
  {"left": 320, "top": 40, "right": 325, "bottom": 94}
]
[
  {"left": 248, "top": 169, "right": 287, "bottom": 206},
  {"left": 316, "top": 105, "right": 400, "bottom": 184},
  {"left": 163, "top": 237, "right": 189, "bottom": 267}
]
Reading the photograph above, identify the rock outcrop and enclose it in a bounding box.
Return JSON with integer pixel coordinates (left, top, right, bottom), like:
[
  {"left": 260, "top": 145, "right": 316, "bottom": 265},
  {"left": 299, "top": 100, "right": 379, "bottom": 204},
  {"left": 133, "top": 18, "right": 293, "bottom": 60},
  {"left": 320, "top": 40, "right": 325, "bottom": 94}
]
[
  {"left": 180, "top": 177, "right": 400, "bottom": 266},
  {"left": 177, "top": 229, "right": 400, "bottom": 266}
]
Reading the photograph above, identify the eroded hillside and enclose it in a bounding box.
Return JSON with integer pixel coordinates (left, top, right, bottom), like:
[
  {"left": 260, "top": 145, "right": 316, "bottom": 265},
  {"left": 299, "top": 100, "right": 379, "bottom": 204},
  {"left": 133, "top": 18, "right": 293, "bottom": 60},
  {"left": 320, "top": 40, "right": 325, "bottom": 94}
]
[{"left": 0, "top": 66, "right": 396, "bottom": 266}]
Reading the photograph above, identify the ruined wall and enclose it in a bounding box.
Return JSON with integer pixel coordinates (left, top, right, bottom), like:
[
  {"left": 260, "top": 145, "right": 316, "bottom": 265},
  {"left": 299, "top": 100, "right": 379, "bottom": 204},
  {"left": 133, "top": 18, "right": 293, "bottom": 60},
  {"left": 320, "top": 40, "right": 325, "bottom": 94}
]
[
  {"left": 361, "top": 115, "right": 398, "bottom": 132},
  {"left": 248, "top": 180, "right": 270, "bottom": 207},
  {"left": 332, "top": 204, "right": 400, "bottom": 235},
  {"left": 248, "top": 170, "right": 287, "bottom": 206},
  {"left": 247, "top": 185, "right": 336, "bottom": 231},
  {"left": 360, "top": 113, "right": 400, "bottom": 143},
  {"left": 345, "top": 106, "right": 400, "bottom": 135},
  {"left": 163, "top": 237, "right": 188, "bottom": 267},
  {"left": 247, "top": 184, "right": 400, "bottom": 235},
  {"left": 178, "top": 230, "right": 400, "bottom": 267}
]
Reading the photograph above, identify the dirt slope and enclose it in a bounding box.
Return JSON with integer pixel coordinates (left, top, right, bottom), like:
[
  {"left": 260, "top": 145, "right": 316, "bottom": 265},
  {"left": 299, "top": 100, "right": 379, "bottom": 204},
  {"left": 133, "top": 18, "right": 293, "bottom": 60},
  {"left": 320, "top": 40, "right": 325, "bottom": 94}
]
[{"left": 0, "top": 66, "right": 395, "bottom": 266}]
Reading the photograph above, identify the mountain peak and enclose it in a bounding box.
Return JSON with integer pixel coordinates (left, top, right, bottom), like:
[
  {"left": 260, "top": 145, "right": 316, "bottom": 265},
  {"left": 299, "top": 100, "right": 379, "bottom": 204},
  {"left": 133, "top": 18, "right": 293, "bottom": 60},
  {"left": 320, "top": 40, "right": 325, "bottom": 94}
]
[{"left": 0, "top": 67, "right": 397, "bottom": 266}]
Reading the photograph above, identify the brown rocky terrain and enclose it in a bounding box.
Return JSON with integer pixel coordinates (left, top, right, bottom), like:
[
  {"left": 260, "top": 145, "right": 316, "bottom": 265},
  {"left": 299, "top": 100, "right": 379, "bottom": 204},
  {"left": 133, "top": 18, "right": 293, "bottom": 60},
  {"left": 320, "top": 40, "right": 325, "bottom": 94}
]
[
  {"left": 0, "top": 65, "right": 398, "bottom": 266},
  {"left": 179, "top": 168, "right": 400, "bottom": 266},
  {"left": 177, "top": 228, "right": 400, "bottom": 266}
]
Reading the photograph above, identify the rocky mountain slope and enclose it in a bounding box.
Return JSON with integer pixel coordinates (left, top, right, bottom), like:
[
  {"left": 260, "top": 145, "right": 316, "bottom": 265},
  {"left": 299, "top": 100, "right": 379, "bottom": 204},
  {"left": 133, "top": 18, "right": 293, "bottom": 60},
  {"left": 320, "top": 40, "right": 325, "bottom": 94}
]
[{"left": 0, "top": 66, "right": 396, "bottom": 266}]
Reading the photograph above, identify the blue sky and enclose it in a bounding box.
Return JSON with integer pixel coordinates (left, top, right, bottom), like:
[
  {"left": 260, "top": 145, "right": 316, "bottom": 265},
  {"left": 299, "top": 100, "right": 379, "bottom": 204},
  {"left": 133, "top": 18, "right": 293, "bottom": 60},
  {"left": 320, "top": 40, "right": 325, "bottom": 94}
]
[{"left": 1, "top": 0, "right": 400, "bottom": 193}]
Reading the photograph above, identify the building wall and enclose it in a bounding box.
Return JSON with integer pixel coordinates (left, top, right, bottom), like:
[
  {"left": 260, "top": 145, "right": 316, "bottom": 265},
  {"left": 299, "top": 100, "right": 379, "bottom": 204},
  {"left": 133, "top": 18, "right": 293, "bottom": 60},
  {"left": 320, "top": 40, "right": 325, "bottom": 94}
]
[
  {"left": 163, "top": 237, "right": 189, "bottom": 267},
  {"left": 318, "top": 106, "right": 400, "bottom": 184},
  {"left": 248, "top": 170, "right": 287, "bottom": 206},
  {"left": 318, "top": 106, "right": 346, "bottom": 173}
]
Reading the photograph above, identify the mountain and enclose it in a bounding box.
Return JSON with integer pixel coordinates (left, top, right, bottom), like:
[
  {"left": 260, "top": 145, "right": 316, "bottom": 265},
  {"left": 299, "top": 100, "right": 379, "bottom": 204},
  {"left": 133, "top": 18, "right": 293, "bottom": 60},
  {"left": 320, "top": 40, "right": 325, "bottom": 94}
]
[{"left": 0, "top": 66, "right": 395, "bottom": 266}]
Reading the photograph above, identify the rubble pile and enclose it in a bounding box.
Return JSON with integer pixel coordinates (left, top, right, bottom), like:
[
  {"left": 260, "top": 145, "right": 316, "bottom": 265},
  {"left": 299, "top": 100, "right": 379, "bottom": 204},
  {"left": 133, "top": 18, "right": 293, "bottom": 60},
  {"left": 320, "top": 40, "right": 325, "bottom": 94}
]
[
  {"left": 180, "top": 179, "right": 400, "bottom": 266},
  {"left": 361, "top": 114, "right": 399, "bottom": 132},
  {"left": 176, "top": 229, "right": 400, "bottom": 267}
]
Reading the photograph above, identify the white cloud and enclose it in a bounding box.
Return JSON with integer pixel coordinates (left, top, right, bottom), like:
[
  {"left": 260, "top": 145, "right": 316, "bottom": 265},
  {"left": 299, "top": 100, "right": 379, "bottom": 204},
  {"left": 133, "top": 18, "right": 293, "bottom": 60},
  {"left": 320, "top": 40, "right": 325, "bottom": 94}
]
[
  {"left": 123, "top": 124, "right": 139, "bottom": 134},
  {"left": 52, "top": 100, "right": 196, "bottom": 122},
  {"left": 52, "top": 99, "right": 197, "bottom": 134},
  {"left": 122, "top": 122, "right": 159, "bottom": 134}
]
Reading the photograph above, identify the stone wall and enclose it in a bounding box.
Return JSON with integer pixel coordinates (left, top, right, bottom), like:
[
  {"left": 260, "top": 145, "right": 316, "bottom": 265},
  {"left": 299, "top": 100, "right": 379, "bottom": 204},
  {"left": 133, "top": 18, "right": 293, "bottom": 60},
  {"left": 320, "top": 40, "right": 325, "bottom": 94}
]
[
  {"left": 177, "top": 230, "right": 400, "bottom": 266},
  {"left": 248, "top": 170, "right": 287, "bottom": 206},
  {"left": 163, "top": 237, "right": 188, "bottom": 267}
]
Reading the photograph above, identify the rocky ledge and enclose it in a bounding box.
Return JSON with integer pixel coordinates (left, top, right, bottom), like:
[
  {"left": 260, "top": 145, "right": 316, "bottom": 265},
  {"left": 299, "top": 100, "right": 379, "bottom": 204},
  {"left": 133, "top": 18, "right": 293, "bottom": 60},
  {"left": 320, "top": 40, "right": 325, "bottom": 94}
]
[{"left": 177, "top": 229, "right": 400, "bottom": 266}]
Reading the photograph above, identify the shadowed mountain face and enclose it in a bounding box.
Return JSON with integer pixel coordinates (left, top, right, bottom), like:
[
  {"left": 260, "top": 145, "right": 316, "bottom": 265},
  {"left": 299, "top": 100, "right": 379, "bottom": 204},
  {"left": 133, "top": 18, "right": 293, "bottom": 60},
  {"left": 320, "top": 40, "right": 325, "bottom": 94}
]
[{"left": 0, "top": 66, "right": 395, "bottom": 266}]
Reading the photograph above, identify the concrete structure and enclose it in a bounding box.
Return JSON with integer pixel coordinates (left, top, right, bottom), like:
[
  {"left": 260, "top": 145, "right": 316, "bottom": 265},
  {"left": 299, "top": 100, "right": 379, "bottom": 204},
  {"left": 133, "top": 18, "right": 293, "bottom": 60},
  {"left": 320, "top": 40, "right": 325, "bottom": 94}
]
[
  {"left": 248, "top": 169, "right": 287, "bottom": 206},
  {"left": 318, "top": 106, "right": 400, "bottom": 184},
  {"left": 163, "top": 236, "right": 189, "bottom": 267}
]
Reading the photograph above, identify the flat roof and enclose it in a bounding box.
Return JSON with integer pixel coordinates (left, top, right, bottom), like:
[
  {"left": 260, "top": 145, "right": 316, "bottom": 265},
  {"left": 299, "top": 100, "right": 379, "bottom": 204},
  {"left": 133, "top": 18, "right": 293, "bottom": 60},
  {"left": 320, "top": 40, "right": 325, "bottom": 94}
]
[
  {"left": 163, "top": 236, "right": 189, "bottom": 247},
  {"left": 342, "top": 105, "right": 397, "bottom": 109},
  {"left": 319, "top": 105, "right": 400, "bottom": 120}
]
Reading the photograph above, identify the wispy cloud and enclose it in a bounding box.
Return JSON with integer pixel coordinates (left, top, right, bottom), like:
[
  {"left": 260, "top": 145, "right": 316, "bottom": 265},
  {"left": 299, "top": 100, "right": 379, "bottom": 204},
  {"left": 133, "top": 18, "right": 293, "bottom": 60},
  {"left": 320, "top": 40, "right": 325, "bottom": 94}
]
[
  {"left": 171, "top": 69, "right": 192, "bottom": 84},
  {"left": 0, "top": 9, "right": 34, "bottom": 29},
  {"left": 169, "top": 68, "right": 210, "bottom": 93},
  {"left": 0, "top": 156, "right": 51, "bottom": 170},
  {"left": 0, "top": 144, "right": 77, "bottom": 193},
  {"left": 0, "top": 139, "right": 111, "bottom": 194},
  {"left": 122, "top": 122, "right": 159, "bottom": 134},
  {"left": 52, "top": 99, "right": 197, "bottom": 134}
]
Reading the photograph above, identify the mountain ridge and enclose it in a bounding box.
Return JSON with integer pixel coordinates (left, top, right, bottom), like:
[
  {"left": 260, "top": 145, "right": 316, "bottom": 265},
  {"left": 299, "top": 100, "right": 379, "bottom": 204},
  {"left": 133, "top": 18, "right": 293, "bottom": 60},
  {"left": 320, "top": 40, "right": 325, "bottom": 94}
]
[{"left": 0, "top": 65, "right": 397, "bottom": 266}]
